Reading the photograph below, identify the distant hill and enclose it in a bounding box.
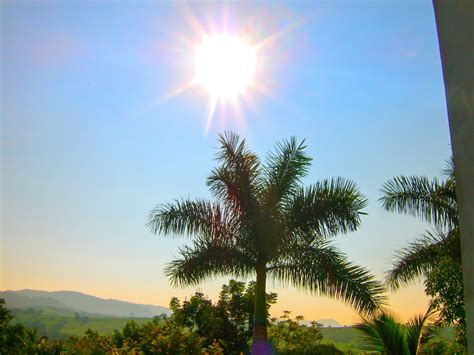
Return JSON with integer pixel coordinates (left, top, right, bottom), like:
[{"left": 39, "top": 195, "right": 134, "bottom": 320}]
[
  {"left": 316, "top": 318, "right": 342, "bottom": 327},
  {"left": 0, "top": 290, "right": 171, "bottom": 318}
]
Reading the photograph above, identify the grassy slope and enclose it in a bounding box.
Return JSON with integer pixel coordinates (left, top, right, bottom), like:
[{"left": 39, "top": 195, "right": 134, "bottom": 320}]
[
  {"left": 320, "top": 327, "right": 367, "bottom": 351},
  {"left": 11, "top": 308, "right": 150, "bottom": 340}
]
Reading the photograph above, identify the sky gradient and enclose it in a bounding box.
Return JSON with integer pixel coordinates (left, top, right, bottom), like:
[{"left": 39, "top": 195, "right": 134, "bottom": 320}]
[{"left": 1, "top": 1, "right": 452, "bottom": 325}]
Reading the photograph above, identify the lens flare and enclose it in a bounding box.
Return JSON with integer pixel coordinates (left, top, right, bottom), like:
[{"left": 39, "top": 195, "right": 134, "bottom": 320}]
[{"left": 144, "top": 8, "right": 302, "bottom": 135}]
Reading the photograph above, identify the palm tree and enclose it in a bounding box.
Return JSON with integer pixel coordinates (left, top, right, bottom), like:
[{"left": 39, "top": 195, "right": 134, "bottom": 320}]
[
  {"left": 355, "top": 306, "right": 436, "bottom": 354},
  {"left": 147, "top": 132, "right": 385, "bottom": 351},
  {"left": 379, "top": 158, "right": 465, "bottom": 344},
  {"left": 379, "top": 157, "right": 459, "bottom": 290}
]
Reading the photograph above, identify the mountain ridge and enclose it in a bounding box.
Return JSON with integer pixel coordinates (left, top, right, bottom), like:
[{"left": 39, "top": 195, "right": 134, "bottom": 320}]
[
  {"left": 316, "top": 318, "right": 343, "bottom": 327},
  {"left": 0, "top": 289, "right": 171, "bottom": 318},
  {"left": 1, "top": 289, "right": 343, "bottom": 326}
]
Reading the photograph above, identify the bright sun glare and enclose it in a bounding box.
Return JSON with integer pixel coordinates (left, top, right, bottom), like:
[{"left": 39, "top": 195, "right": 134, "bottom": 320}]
[
  {"left": 151, "top": 14, "right": 300, "bottom": 134},
  {"left": 194, "top": 33, "right": 257, "bottom": 100}
]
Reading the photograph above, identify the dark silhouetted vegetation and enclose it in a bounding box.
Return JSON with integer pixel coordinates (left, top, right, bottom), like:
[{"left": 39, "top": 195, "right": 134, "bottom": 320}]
[
  {"left": 170, "top": 280, "right": 276, "bottom": 353},
  {"left": 380, "top": 157, "right": 466, "bottom": 347},
  {"left": 1, "top": 295, "right": 462, "bottom": 354},
  {"left": 0, "top": 299, "right": 39, "bottom": 354}
]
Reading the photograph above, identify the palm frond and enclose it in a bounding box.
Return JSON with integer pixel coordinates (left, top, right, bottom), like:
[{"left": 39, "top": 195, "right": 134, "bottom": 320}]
[
  {"left": 355, "top": 312, "right": 408, "bottom": 354},
  {"left": 268, "top": 242, "right": 385, "bottom": 314},
  {"left": 166, "top": 239, "right": 255, "bottom": 286},
  {"left": 379, "top": 176, "right": 457, "bottom": 228},
  {"left": 147, "top": 199, "right": 234, "bottom": 240},
  {"left": 442, "top": 156, "right": 455, "bottom": 180},
  {"left": 287, "top": 178, "right": 368, "bottom": 238},
  {"left": 207, "top": 132, "right": 262, "bottom": 218},
  {"left": 385, "top": 230, "right": 449, "bottom": 290},
  {"left": 263, "top": 137, "right": 312, "bottom": 207},
  {"left": 406, "top": 303, "right": 437, "bottom": 355}
]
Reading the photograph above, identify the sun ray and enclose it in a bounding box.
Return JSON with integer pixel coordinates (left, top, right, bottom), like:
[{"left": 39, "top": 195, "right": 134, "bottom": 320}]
[
  {"left": 140, "top": 9, "right": 307, "bottom": 134},
  {"left": 253, "top": 18, "right": 306, "bottom": 52},
  {"left": 131, "top": 79, "right": 197, "bottom": 121},
  {"left": 204, "top": 95, "right": 218, "bottom": 136},
  {"left": 230, "top": 98, "right": 248, "bottom": 133},
  {"left": 252, "top": 81, "right": 276, "bottom": 100},
  {"left": 146, "top": 79, "right": 197, "bottom": 112},
  {"left": 162, "top": 79, "right": 198, "bottom": 104},
  {"left": 174, "top": 1, "right": 206, "bottom": 40}
]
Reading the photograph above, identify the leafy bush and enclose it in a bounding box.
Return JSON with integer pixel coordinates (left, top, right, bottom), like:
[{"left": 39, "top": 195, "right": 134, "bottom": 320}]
[
  {"left": 170, "top": 280, "right": 277, "bottom": 353},
  {"left": 0, "top": 298, "right": 39, "bottom": 354},
  {"left": 268, "top": 311, "right": 343, "bottom": 354},
  {"left": 36, "top": 319, "right": 204, "bottom": 354},
  {"left": 421, "top": 339, "right": 466, "bottom": 354}
]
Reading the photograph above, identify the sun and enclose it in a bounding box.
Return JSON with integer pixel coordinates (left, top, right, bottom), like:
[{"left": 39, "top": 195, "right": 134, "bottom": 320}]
[
  {"left": 194, "top": 33, "right": 257, "bottom": 100},
  {"left": 149, "top": 17, "right": 297, "bottom": 134}
]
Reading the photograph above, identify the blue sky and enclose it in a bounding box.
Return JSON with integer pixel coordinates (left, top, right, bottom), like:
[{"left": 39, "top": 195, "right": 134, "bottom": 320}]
[{"left": 2, "top": 1, "right": 451, "bottom": 324}]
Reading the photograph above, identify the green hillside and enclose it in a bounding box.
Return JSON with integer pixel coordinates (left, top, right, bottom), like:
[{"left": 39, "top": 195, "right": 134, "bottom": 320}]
[
  {"left": 1, "top": 290, "right": 170, "bottom": 318},
  {"left": 319, "top": 327, "right": 368, "bottom": 351},
  {"left": 10, "top": 308, "right": 151, "bottom": 340}
]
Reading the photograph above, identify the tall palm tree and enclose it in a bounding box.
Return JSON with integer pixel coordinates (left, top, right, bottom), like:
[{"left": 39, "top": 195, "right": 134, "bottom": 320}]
[
  {"left": 355, "top": 306, "right": 436, "bottom": 354},
  {"left": 379, "top": 158, "right": 465, "bottom": 344},
  {"left": 147, "top": 132, "right": 385, "bottom": 351}
]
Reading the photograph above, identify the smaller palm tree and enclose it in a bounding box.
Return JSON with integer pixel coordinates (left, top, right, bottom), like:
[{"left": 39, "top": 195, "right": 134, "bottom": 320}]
[
  {"left": 379, "top": 158, "right": 465, "bottom": 345},
  {"left": 379, "top": 158, "right": 459, "bottom": 289},
  {"left": 355, "top": 306, "right": 436, "bottom": 355}
]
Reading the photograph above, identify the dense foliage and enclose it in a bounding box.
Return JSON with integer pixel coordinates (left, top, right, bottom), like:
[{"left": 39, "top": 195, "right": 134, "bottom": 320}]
[
  {"left": 170, "top": 280, "right": 276, "bottom": 353},
  {"left": 380, "top": 158, "right": 466, "bottom": 347},
  {"left": 268, "top": 311, "right": 343, "bottom": 354},
  {"left": 424, "top": 235, "right": 465, "bottom": 344},
  {"left": 148, "top": 132, "right": 385, "bottom": 347},
  {"left": 1, "top": 295, "right": 462, "bottom": 354},
  {"left": 38, "top": 324, "right": 205, "bottom": 354},
  {"left": 420, "top": 339, "right": 466, "bottom": 354},
  {"left": 1, "top": 297, "right": 206, "bottom": 354},
  {"left": 0, "top": 292, "right": 342, "bottom": 354},
  {"left": 0, "top": 299, "right": 39, "bottom": 354}
]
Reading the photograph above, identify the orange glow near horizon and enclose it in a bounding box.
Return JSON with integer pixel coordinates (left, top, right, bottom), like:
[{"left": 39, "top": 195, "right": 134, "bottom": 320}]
[{"left": 2, "top": 270, "right": 429, "bottom": 326}]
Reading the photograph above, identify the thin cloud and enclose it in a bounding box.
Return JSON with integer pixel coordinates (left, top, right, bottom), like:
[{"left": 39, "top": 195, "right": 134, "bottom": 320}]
[{"left": 400, "top": 49, "right": 418, "bottom": 58}]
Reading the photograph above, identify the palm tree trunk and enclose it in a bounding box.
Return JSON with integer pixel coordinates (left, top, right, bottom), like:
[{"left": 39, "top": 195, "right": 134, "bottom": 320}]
[{"left": 252, "top": 265, "right": 272, "bottom": 354}]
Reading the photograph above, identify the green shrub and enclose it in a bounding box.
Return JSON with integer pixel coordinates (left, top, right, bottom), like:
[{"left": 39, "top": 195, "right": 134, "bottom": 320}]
[
  {"left": 0, "top": 299, "right": 39, "bottom": 355},
  {"left": 268, "top": 311, "right": 343, "bottom": 354},
  {"left": 421, "top": 340, "right": 466, "bottom": 354}
]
